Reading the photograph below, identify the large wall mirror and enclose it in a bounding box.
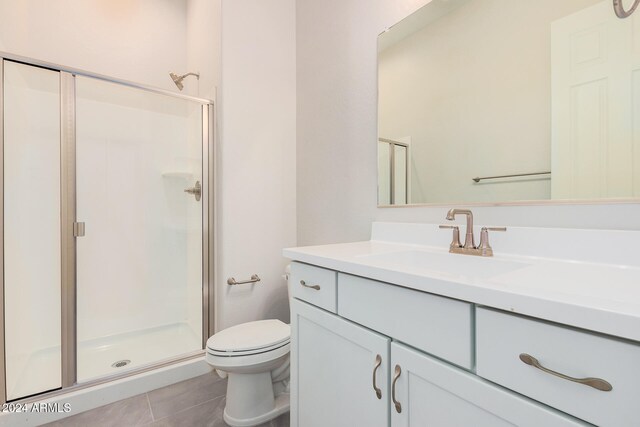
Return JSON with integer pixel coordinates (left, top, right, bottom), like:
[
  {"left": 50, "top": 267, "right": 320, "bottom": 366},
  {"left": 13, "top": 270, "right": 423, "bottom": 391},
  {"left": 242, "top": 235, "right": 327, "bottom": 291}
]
[{"left": 378, "top": 0, "right": 640, "bottom": 206}]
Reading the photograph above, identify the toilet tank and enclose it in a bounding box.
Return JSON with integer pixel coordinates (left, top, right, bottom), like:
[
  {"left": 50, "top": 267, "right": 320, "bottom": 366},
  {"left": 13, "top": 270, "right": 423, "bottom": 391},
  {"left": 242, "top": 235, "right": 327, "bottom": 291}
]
[{"left": 285, "top": 264, "right": 292, "bottom": 301}]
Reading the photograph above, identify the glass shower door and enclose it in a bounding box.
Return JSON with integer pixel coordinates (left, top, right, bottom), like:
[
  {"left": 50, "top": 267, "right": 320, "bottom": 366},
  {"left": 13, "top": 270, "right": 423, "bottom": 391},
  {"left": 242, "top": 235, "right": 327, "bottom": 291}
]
[
  {"left": 3, "top": 61, "right": 62, "bottom": 400},
  {"left": 75, "top": 77, "right": 204, "bottom": 382}
]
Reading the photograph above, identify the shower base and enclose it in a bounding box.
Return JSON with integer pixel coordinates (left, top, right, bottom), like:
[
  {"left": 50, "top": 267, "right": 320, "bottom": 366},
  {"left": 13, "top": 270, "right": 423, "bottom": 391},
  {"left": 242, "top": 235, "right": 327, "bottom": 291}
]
[{"left": 8, "top": 322, "right": 201, "bottom": 400}]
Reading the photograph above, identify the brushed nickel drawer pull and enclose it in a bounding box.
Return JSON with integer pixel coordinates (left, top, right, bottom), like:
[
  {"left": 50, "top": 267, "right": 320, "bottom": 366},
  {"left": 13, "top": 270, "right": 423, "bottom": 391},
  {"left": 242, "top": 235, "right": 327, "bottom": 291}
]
[
  {"left": 392, "top": 364, "right": 402, "bottom": 413},
  {"left": 372, "top": 354, "right": 382, "bottom": 399},
  {"left": 300, "top": 280, "right": 320, "bottom": 290},
  {"left": 519, "top": 353, "right": 612, "bottom": 392}
]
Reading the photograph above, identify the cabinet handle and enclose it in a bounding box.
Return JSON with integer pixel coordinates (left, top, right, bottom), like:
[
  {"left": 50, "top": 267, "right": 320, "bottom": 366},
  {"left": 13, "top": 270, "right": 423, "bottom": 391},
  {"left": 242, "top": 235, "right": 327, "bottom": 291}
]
[
  {"left": 300, "top": 280, "right": 320, "bottom": 290},
  {"left": 519, "top": 353, "right": 613, "bottom": 392},
  {"left": 392, "top": 364, "right": 402, "bottom": 413},
  {"left": 372, "top": 354, "right": 382, "bottom": 399}
]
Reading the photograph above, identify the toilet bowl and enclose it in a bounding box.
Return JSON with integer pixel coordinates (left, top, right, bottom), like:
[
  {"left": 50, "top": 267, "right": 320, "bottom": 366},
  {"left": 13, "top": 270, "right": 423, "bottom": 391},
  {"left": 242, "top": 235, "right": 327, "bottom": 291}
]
[{"left": 206, "top": 318, "right": 291, "bottom": 426}]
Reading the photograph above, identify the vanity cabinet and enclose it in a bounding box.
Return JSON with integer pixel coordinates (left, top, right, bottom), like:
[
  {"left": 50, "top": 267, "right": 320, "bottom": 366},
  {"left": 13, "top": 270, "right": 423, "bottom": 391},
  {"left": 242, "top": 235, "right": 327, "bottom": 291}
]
[{"left": 289, "top": 263, "right": 587, "bottom": 427}]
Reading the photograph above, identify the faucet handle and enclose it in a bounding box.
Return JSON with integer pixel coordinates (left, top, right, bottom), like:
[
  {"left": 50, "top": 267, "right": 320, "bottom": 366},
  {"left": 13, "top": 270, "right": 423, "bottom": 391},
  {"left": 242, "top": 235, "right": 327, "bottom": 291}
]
[
  {"left": 483, "top": 226, "right": 507, "bottom": 233},
  {"left": 478, "top": 227, "right": 507, "bottom": 256},
  {"left": 439, "top": 225, "right": 462, "bottom": 250}
]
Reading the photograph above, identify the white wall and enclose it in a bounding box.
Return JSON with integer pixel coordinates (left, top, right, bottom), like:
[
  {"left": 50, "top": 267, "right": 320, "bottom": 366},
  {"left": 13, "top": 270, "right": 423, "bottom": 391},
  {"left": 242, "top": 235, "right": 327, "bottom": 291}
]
[
  {"left": 187, "top": 0, "right": 221, "bottom": 100},
  {"left": 216, "top": 0, "right": 296, "bottom": 330},
  {"left": 297, "top": 0, "right": 640, "bottom": 246},
  {"left": 0, "top": 0, "right": 220, "bottom": 99},
  {"left": 0, "top": 0, "right": 190, "bottom": 93}
]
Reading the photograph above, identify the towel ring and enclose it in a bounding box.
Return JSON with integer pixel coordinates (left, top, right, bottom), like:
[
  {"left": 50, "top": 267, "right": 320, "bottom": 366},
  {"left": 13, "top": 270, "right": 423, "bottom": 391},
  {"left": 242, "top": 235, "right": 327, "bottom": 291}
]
[{"left": 614, "top": 0, "right": 640, "bottom": 18}]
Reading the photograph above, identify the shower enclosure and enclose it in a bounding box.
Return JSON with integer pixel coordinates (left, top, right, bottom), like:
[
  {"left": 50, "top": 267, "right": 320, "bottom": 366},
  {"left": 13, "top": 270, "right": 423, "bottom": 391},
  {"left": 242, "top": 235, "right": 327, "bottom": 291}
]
[{"left": 0, "top": 55, "right": 214, "bottom": 402}]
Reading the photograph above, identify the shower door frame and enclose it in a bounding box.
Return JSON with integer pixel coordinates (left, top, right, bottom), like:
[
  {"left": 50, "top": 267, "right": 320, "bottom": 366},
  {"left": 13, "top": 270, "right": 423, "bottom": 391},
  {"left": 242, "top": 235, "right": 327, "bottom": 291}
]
[{"left": 0, "top": 52, "right": 216, "bottom": 404}]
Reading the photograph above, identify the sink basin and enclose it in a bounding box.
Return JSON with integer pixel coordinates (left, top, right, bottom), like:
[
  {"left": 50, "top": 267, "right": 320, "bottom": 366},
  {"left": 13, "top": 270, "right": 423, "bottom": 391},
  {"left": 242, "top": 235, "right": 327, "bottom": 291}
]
[{"left": 359, "top": 250, "right": 530, "bottom": 281}]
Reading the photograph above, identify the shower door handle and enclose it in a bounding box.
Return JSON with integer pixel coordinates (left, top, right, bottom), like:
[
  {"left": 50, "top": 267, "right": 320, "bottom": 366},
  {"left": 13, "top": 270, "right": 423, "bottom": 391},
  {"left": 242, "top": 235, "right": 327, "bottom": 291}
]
[
  {"left": 184, "top": 181, "right": 202, "bottom": 201},
  {"left": 73, "top": 222, "right": 85, "bottom": 237}
]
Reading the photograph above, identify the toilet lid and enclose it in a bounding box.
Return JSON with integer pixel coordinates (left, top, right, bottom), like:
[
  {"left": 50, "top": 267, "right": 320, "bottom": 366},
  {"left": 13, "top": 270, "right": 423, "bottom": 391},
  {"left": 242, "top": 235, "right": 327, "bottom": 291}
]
[{"left": 207, "top": 319, "right": 290, "bottom": 353}]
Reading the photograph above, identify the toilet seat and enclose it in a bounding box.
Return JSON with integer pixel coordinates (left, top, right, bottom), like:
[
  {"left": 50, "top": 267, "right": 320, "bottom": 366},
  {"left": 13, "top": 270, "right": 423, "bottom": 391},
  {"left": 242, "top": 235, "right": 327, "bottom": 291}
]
[
  {"left": 206, "top": 342, "right": 290, "bottom": 372},
  {"left": 208, "top": 340, "right": 290, "bottom": 357},
  {"left": 207, "top": 319, "right": 290, "bottom": 356}
]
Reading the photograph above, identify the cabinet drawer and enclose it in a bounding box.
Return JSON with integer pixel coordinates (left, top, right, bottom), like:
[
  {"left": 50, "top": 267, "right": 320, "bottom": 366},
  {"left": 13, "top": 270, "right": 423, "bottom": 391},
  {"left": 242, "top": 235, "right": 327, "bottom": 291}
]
[
  {"left": 338, "top": 273, "right": 473, "bottom": 369},
  {"left": 290, "top": 262, "right": 337, "bottom": 312},
  {"left": 392, "top": 342, "right": 586, "bottom": 427},
  {"left": 476, "top": 308, "right": 640, "bottom": 427}
]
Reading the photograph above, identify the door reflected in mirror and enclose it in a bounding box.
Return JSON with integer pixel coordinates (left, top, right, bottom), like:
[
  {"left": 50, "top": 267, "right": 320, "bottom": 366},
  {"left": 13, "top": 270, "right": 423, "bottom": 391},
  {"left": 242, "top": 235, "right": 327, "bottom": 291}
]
[{"left": 378, "top": 0, "right": 640, "bottom": 206}]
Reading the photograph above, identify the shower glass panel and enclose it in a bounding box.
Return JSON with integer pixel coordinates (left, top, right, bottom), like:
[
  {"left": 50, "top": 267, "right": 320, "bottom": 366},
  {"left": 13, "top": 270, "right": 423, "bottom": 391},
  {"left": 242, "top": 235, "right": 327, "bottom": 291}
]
[
  {"left": 377, "top": 141, "right": 391, "bottom": 205},
  {"left": 75, "top": 76, "right": 203, "bottom": 382},
  {"left": 378, "top": 139, "right": 409, "bottom": 205},
  {"left": 394, "top": 145, "right": 407, "bottom": 205},
  {"left": 3, "top": 61, "right": 62, "bottom": 400}
]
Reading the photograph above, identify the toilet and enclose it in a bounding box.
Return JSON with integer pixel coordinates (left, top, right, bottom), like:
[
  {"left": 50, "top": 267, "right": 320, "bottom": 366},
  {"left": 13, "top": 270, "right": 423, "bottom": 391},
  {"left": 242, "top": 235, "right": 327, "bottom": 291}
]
[{"left": 206, "top": 270, "right": 292, "bottom": 426}]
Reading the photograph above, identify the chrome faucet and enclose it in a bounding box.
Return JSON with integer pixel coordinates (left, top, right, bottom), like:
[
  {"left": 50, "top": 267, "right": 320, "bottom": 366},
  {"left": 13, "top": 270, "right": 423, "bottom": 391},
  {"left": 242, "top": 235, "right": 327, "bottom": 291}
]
[{"left": 439, "top": 208, "right": 506, "bottom": 257}]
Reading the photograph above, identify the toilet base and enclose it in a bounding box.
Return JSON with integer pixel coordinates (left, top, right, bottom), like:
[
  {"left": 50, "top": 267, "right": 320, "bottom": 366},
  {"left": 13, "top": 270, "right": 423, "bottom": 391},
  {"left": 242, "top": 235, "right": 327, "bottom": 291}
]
[{"left": 223, "top": 393, "right": 290, "bottom": 427}]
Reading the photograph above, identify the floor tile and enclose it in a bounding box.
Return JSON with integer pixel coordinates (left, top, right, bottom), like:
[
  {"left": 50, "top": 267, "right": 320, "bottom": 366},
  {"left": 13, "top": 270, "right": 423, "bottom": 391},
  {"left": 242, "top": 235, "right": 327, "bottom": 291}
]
[
  {"left": 147, "top": 373, "right": 227, "bottom": 420},
  {"left": 150, "top": 395, "right": 290, "bottom": 427},
  {"left": 42, "top": 394, "right": 152, "bottom": 427},
  {"left": 270, "top": 412, "right": 290, "bottom": 427},
  {"left": 41, "top": 373, "right": 289, "bottom": 427},
  {"left": 150, "top": 395, "right": 224, "bottom": 427},
  {"left": 255, "top": 411, "right": 290, "bottom": 427},
  {"left": 215, "top": 396, "right": 290, "bottom": 427}
]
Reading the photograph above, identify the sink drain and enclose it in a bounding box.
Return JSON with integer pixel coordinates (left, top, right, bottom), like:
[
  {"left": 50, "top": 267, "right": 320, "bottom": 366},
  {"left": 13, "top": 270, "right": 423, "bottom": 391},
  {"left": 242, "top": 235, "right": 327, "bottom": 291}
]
[{"left": 111, "top": 359, "right": 131, "bottom": 368}]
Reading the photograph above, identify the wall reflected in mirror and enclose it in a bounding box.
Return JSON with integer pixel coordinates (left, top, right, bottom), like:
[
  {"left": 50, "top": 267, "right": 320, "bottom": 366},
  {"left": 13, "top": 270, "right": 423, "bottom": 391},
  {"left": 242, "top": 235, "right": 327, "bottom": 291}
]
[{"left": 378, "top": 0, "right": 640, "bottom": 206}]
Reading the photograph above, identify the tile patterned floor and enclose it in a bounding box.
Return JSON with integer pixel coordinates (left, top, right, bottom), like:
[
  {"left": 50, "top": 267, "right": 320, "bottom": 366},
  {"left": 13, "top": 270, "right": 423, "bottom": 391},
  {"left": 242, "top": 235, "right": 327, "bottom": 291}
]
[{"left": 42, "top": 373, "right": 290, "bottom": 427}]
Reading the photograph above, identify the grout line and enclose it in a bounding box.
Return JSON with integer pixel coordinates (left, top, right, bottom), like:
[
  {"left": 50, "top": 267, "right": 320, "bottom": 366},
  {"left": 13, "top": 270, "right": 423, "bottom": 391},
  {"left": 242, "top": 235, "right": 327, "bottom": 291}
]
[
  {"left": 146, "top": 392, "right": 155, "bottom": 421},
  {"left": 150, "top": 395, "right": 224, "bottom": 424}
]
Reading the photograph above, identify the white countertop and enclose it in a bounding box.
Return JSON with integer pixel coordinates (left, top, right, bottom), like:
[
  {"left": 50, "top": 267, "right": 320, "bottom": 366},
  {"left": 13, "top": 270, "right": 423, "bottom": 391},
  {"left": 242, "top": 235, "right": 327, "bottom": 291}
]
[{"left": 283, "top": 223, "right": 640, "bottom": 343}]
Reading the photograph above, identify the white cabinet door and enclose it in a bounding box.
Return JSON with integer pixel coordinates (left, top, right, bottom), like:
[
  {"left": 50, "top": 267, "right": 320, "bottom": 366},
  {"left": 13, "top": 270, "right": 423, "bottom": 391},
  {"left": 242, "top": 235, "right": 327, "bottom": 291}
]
[
  {"left": 291, "top": 299, "right": 390, "bottom": 427},
  {"left": 390, "top": 342, "right": 587, "bottom": 427}
]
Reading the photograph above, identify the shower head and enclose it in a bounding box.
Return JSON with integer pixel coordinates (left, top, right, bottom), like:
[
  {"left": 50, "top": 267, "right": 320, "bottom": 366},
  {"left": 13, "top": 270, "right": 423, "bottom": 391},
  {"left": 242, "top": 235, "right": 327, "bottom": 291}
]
[
  {"left": 169, "top": 72, "right": 184, "bottom": 90},
  {"left": 169, "top": 72, "right": 200, "bottom": 91}
]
